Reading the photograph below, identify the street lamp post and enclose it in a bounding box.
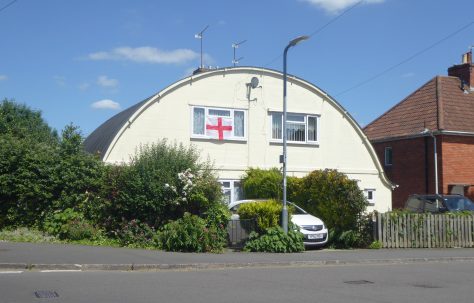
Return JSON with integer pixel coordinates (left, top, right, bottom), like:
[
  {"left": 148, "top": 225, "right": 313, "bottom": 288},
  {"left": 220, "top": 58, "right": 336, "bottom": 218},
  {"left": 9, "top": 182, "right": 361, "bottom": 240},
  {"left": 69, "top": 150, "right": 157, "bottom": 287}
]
[
  {"left": 282, "top": 35, "right": 309, "bottom": 234},
  {"left": 422, "top": 128, "right": 439, "bottom": 195}
]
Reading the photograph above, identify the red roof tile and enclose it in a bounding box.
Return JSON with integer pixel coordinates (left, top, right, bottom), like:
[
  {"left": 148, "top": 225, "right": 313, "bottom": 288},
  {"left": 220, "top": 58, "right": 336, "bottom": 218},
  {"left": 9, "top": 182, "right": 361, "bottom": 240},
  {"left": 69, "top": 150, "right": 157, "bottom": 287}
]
[{"left": 364, "top": 76, "right": 474, "bottom": 141}]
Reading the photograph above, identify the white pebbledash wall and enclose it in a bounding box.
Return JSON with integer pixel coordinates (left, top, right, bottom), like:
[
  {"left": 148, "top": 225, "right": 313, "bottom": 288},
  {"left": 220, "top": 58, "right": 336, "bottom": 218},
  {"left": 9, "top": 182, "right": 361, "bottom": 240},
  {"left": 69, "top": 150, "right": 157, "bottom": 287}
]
[{"left": 102, "top": 67, "right": 393, "bottom": 212}]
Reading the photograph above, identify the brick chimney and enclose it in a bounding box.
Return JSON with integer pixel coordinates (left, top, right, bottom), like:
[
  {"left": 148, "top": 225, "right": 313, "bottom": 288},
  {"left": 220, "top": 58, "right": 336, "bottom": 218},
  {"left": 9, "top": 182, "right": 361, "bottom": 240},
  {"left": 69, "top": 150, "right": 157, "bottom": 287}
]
[{"left": 448, "top": 49, "right": 474, "bottom": 91}]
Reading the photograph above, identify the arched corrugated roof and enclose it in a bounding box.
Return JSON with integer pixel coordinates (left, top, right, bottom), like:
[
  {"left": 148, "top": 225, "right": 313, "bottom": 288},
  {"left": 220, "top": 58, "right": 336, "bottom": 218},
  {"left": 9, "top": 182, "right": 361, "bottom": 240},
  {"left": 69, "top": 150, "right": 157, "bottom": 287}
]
[{"left": 84, "top": 95, "right": 153, "bottom": 159}]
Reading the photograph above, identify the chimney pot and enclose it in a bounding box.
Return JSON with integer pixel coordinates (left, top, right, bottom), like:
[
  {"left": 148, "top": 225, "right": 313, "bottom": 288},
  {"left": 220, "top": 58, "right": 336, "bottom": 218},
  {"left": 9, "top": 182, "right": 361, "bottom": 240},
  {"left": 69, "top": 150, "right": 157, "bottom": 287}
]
[{"left": 448, "top": 49, "right": 473, "bottom": 90}]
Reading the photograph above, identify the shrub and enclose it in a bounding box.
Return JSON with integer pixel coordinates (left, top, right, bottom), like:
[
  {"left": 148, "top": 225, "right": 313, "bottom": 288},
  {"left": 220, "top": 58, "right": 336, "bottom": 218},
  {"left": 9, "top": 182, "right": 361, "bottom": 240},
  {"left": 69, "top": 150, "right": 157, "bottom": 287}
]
[
  {"left": 237, "top": 200, "right": 282, "bottom": 233},
  {"left": 204, "top": 202, "right": 231, "bottom": 244},
  {"left": 243, "top": 227, "right": 304, "bottom": 253},
  {"left": 44, "top": 208, "right": 96, "bottom": 240},
  {"left": 158, "top": 213, "right": 225, "bottom": 253},
  {"left": 113, "top": 219, "right": 158, "bottom": 248},
  {"left": 293, "top": 169, "right": 368, "bottom": 247},
  {"left": 242, "top": 168, "right": 282, "bottom": 199},
  {"left": 101, "top": 141, "right": 223, "bottom": 231}
]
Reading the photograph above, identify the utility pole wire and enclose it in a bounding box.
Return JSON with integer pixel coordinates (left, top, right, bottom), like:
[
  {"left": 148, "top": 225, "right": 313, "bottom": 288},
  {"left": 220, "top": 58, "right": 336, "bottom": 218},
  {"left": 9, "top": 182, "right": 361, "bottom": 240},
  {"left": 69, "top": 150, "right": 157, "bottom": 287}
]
[
  {"left": 263, "top": 1, "right": 363, "bottom": 68},
  {"left": 335, "top": 20, "right": 474, "bottom": 97},
  {"left": 0, "top": 0, "right": 18, "bottom": 13},
  {"left": 308, "top": 0, "right": 363, "bottom": 37}
]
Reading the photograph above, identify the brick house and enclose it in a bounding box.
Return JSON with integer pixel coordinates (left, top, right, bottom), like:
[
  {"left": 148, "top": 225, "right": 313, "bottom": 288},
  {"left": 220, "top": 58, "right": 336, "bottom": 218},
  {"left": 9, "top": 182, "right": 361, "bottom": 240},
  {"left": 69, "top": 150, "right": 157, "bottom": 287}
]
[{"left": 364, "top": 50, "right": 474, "bottom": 209}]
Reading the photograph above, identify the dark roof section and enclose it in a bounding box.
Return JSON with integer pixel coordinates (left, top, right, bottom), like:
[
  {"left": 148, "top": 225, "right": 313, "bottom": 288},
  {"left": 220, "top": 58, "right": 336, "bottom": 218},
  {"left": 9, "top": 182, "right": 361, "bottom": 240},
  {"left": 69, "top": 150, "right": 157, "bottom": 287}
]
[
  {"left": 84, "top": 95, "right": 154, "bottom": 159},
  {"left": 364, "top": 76, "right": 474, "bottom": 141}
]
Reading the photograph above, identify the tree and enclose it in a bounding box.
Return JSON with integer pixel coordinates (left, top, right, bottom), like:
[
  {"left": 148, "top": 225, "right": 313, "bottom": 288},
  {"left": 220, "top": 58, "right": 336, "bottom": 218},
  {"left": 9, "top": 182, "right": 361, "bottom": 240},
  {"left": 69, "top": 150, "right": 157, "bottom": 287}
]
[
  {"left": 0, "top": 99, "right": 57, "bottom": 144},
  {"left": 0, "top": 100, "right": 59, "bottom": 226},
  {"left": 0, "top": 100, "right": 105, "bottom": 227}
]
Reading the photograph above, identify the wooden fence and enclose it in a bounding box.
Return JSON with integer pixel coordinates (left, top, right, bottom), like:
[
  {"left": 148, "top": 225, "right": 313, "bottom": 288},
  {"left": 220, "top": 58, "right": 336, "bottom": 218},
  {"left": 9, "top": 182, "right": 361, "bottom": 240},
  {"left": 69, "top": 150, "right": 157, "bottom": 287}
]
[{"left": 374, "top": 213, "right": 474, "bottom": 248}]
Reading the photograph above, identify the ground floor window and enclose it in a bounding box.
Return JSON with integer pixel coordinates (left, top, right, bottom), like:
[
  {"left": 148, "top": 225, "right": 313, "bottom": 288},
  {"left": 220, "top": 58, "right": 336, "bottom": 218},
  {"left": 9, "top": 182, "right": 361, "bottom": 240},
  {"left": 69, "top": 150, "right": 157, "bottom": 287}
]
[
  {"left": 364, "top": 188, "right": 375, "bottom": 205},
  {"left": 219, "top": 180, "right": 243, "bottom": 205}
]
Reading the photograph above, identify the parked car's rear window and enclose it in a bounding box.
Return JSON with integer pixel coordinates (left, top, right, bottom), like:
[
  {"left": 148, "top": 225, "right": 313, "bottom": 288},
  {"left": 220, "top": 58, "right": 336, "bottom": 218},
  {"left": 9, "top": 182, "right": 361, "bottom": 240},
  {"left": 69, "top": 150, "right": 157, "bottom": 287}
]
[{"left": 444, "top": 197, "right": 474, "bottom": 211}]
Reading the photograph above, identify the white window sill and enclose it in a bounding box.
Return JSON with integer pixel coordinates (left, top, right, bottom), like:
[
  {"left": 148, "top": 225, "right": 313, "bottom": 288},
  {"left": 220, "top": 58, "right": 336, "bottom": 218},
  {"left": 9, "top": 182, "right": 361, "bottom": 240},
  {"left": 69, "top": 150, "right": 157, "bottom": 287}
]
[
  {"left": 269, "top": 139, "right": 319, "bottom": 146},
  {"left": 191, "top": 135, "right": 247, "bottom": 142}
]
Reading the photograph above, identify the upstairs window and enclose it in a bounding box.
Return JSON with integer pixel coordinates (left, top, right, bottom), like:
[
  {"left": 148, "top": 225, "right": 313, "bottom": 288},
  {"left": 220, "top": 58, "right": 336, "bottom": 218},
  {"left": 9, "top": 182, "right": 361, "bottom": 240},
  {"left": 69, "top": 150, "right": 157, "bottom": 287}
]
[
  {"left": 270, "top": 112, "right": 319, "bottom": 144},
  {"left": 384, "top": 147, "right": 393, "bottom": 166},
  {"left": 192, "top": 106, "right": 246, "bottom": 141}
]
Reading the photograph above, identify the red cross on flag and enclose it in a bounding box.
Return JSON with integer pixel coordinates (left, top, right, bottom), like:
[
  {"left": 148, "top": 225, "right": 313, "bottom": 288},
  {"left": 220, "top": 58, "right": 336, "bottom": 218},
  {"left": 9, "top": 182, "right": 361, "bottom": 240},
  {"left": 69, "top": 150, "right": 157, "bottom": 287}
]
[{"left": 206, "top": 116, "right": 233, "bottom": 140}]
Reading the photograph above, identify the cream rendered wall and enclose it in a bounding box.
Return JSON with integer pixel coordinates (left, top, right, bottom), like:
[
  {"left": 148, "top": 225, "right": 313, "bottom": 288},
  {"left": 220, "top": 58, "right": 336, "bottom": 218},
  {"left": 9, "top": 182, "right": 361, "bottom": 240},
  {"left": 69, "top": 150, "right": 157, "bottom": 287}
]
[{"left": 104, "top": 68, "right": 392, "bottom": 212}]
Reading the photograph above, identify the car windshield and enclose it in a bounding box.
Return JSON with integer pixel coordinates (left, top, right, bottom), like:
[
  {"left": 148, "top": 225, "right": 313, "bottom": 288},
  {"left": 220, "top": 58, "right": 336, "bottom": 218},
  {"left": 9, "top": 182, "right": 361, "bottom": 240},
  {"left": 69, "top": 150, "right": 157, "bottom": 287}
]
[
  {"left": 288, "top": 202, "right": 307, "bottom": 215},
  {"left": 443, "top": 197, "right": 474, "bottom": 211}
]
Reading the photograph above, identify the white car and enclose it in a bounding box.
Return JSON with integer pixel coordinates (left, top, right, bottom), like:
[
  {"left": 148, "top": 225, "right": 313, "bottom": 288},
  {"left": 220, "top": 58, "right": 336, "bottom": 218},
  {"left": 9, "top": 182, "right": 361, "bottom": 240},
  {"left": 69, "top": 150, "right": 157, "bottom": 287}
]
[{"left": 228, "top": 199, "right": 328, "bottom": 247}]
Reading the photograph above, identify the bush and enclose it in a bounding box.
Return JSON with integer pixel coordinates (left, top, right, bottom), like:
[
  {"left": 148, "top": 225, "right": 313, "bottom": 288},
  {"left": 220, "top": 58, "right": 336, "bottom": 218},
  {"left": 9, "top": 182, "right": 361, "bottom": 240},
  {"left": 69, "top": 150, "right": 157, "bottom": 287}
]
[
  {"left": 204, "top": 202, "right": 231, "bottom": 244},
  {"left": 237, "top": 200, "right": 282, "bottom": 233},
  {"left": 242, "top": 168, "right": 282, "bottom": 199},
  {"left": 44, "top": 208, "right": 96, "bottom": 241},
  {"left": 243, "top": 227, "right": 304, "bottom": 253},
  {"left": 101, "top": 141, "right": 223, "bottom": 231},
  {"left": 293, "top": 169, "right": 368, "bottom": 248},
  {"left": 158, "top": 213, "right": 225, "bottom": 253},
  {"left": 113, "top": 219, "right": 158, "bottom": 248}
]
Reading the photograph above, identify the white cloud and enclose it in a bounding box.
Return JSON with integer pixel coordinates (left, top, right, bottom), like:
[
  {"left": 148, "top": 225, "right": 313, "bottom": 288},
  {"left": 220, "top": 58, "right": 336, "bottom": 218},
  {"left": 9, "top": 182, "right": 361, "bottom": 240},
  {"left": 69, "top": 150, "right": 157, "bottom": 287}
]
[
  {"left": 78, "top": 83, "right": 90, "bottom": 91},
  {"left": 301, "top": 0, "right": 384, "bottom": 14},
  {"left": 0, "top": 75, "right": 7, "bottom": 81},
  {"left": 88, "top": 46, "right": 199, "bottom": 64},
  {"left": 97, "top": 75, "right": 119, "bottom": 88},
  {"left": 91, "top": 99, "right": 121, "bottom": 110}
]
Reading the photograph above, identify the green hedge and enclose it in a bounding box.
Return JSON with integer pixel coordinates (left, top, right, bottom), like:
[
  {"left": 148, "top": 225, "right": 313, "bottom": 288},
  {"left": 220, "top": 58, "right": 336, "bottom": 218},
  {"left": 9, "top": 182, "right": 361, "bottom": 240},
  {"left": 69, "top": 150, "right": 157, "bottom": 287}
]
[{"left": 237, "top": 200, "right": 282, "bottom": 233}]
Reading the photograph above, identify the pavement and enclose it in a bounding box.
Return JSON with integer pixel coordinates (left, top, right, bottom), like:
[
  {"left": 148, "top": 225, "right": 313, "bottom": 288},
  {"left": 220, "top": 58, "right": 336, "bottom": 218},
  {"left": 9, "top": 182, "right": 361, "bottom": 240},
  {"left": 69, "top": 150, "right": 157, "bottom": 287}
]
[{"left": 1, "top": 241, "right": 474, "bottom": 271}]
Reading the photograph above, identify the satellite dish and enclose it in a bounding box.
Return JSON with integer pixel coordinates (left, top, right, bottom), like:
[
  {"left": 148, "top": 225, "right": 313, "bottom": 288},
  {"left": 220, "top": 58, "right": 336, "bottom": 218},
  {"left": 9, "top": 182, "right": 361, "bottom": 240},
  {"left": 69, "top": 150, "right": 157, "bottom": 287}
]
[{"left": 250, "top": 77, "right": 259, "bottom": 89}]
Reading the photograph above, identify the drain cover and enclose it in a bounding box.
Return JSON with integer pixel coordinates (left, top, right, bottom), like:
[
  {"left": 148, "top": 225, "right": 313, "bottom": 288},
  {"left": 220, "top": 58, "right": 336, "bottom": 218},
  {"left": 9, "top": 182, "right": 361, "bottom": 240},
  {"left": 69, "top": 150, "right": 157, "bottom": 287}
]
[
  {"left": 344, "top": 280, "right": 374, "bottom": 285},
  {"left": 34, "top": 291, "right": 59, "bottom": 298},
  {"left": 412, "top": 283, "right": 442, "bottom": 289}
]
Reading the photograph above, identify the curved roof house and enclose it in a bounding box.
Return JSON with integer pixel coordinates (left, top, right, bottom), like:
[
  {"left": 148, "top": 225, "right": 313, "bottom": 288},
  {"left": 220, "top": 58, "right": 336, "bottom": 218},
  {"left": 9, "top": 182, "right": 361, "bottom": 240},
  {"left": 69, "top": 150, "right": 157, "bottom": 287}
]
[{"left": 85, "top": 67, "right": 393, "bottom": 211}]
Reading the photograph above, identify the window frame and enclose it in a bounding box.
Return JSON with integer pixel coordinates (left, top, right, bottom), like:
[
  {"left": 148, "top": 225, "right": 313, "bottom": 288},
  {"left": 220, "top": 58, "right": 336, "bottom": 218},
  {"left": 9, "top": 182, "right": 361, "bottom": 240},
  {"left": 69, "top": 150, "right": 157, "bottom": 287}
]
[
  {"left": 269, "top": 112, "right": 320, "bottom": 145},
  {"left": 364, "top": 188, "right": 376, "bottom": 206},
  {"left": 384, "top": 147, "right": 393, "bottom": 166},
  {"left": 191, "top": 106, "right": 247, "bottom": 141},
  {"left": 219, "top": 179, "right": 243, "bottom": 205}
]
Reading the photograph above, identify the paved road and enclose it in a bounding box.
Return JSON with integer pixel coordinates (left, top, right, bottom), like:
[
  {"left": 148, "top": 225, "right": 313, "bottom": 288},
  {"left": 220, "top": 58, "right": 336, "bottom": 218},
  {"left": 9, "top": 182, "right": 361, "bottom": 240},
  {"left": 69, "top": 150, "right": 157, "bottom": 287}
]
[{"left": 1, "top": 261, "right": 474, "bottom": 303}]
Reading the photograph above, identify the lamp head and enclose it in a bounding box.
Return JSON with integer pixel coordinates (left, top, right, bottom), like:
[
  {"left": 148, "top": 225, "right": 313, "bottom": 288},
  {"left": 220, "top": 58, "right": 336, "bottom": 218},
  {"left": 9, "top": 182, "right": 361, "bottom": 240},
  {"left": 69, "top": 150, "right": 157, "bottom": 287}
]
[{"left": 289, "top": 35, "right": 310, "bottom": 47}]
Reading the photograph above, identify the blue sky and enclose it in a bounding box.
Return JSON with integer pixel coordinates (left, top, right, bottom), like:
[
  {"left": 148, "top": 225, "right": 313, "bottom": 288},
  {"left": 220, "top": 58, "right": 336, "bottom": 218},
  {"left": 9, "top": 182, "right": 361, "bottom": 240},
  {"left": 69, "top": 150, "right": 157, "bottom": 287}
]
[{"left": 1, "top": 0, "right": 473, "bottom": 135}]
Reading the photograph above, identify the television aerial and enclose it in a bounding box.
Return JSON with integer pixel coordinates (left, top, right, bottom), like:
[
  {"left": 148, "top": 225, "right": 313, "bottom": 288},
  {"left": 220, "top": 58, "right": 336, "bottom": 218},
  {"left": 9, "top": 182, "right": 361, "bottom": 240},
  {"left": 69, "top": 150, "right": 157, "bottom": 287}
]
[{"left": 232, "top": 40, "right": 247, "bottom": 67}]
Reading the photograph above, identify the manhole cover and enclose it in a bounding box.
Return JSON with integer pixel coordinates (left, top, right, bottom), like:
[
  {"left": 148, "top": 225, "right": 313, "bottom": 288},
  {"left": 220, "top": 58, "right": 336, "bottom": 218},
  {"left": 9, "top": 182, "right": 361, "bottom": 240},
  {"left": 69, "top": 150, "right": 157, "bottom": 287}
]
[
  {"left": 411, "top": 283, "right": 442, "bottom": 289},
  {"left": 344, "top": 280, "right": 374, "bottom": 285},
  {"left": 34, "top": 291, "right": 59, "bottom": 298}
]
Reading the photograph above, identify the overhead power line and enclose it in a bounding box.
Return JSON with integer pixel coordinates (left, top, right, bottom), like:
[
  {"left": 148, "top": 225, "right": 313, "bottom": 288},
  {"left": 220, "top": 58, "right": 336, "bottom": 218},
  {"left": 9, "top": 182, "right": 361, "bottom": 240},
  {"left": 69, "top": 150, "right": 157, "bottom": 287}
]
[
  {"left": 263, "top": 1, "right": 363, "bottom": 68},
  {"left": 335, "top": 20, "right": 474, "bottom": 97},
  {"left": 0, "top": 0, "right": 18, "bottom": 13}
]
